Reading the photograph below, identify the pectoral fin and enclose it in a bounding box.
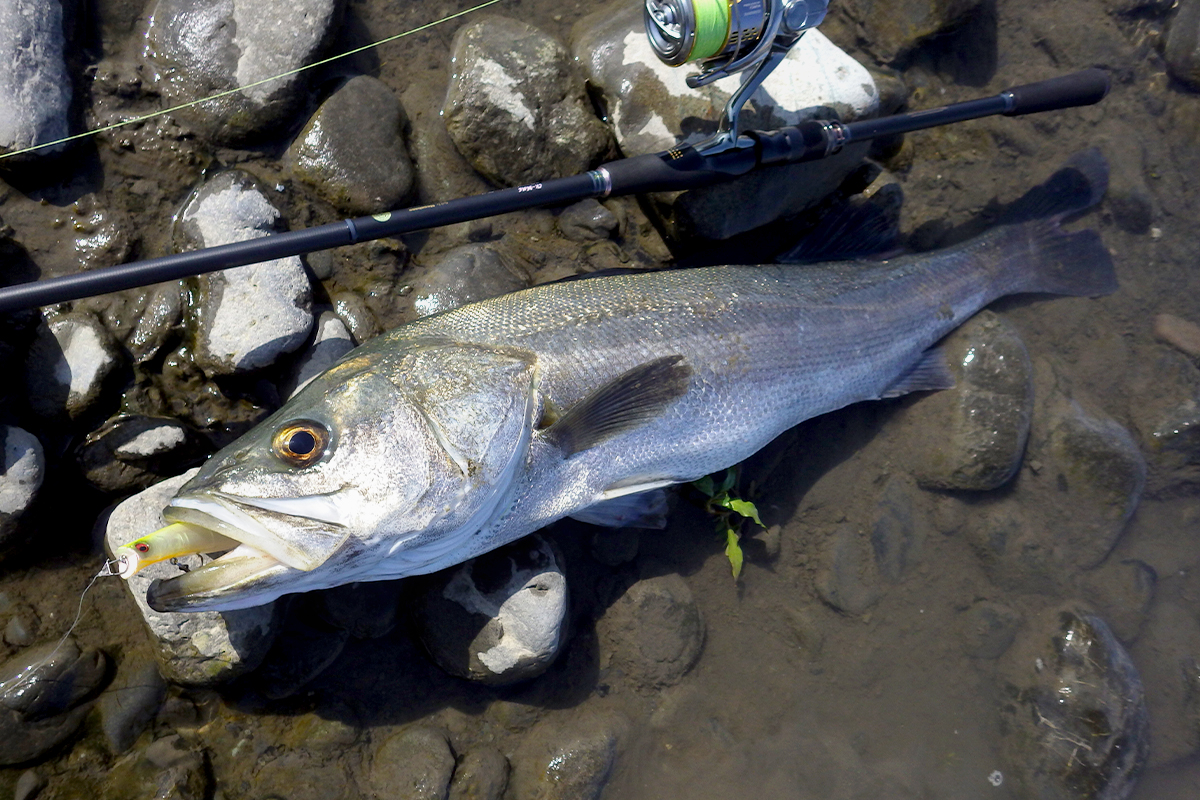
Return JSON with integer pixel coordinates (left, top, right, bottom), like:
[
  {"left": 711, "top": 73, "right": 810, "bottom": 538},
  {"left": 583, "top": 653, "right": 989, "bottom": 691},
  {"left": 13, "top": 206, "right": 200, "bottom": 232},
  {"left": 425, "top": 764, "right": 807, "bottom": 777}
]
[{"left": 546, "top": 356, "right": 693, "bottom": 457}]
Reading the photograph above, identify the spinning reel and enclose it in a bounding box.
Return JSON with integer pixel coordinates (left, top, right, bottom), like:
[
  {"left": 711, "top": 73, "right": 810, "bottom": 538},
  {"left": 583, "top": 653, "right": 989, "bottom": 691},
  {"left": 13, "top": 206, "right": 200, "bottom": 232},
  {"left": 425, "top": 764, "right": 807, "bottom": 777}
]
[{"left": 644, "top": 0, "right": 829, "bottom": 151}]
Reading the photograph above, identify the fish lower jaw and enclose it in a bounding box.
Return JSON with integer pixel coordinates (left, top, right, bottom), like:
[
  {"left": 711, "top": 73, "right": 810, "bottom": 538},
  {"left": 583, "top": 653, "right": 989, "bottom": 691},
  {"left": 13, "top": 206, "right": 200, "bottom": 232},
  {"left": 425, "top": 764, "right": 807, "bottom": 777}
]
[{"left": 144, "top": 544, "right": 290, "bottom": 612}]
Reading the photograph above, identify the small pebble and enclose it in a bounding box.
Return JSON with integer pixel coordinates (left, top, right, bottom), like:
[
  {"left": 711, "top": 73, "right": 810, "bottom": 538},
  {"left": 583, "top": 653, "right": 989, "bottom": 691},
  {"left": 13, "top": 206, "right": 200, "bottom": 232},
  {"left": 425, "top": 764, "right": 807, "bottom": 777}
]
[{"left": 1155, "top": 313, "right": 1200, "bottom": 358}]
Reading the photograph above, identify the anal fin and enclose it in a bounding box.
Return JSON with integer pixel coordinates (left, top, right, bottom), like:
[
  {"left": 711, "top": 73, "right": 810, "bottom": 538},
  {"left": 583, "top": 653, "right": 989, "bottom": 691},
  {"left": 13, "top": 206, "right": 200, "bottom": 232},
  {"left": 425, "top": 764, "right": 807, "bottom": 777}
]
[
  {"left": 570, "top": 488, "right": 670, "bottom": 530},
  {"left": 880, "top": 347, "right": 955, "bottom": 399}
]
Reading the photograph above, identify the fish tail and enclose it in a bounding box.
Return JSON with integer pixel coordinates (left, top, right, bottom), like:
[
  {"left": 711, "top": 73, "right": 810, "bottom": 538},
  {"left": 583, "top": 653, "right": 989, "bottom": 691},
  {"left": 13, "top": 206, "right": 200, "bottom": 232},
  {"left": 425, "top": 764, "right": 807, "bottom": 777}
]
[
  {"left": 998, "top": 148, "right": 1108, "bottom": 224},
  {"left": 996, "top": 220, "right": 1118, "bottom": 298}
]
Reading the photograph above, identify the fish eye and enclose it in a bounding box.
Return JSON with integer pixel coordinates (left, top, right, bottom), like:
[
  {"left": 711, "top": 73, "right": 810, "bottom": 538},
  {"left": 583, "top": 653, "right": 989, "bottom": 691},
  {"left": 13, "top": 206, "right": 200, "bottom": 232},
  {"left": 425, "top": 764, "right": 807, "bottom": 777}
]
[{"left": 272, "top": 420, "right": 330, "bottom": 468}]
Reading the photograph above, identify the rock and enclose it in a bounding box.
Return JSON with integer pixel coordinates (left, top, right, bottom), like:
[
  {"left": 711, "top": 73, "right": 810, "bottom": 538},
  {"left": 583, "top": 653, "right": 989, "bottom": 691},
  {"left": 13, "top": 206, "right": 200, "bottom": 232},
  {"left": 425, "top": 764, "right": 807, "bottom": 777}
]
[
  {"left": 589, "top": 528, "right": 639, "bottom": 567},
  {"left": 557, "top": 200, "right": 619, "bottom": 242},
  {"left": 0, "top": 638, "right": 108, "bottom": 765},
  {"left": 1082, "top": 560, "right": 1156, "bottom": 645},
  {"left": 317, "top": 580, "right": 403, "bottom": 639},
  {"left": 252, "top": 608, "right": 350, "bottom": 700},
  {"left": 25, "top": 311, "right": 122, "bottom": 419},
  {"left": 144, "top": 0, "right": 341, "bottom": 144},
  {"left": 1155, "top": 312, "right": 1200, "bottom": 358},
  {"left": 176, "top": 170, "right": 314, "bottom": 375},
  {"left": 0, "top": 0, "right": 71, "bottom": 160},
  {"left": 904, "top": 311, "right": 1034, "bottom": 491},
  {"left": 367, "top": 727, "right": 455, "bottom": 800},
  {"left": 332, "top": 291, "right": 381, "bottom": 343},
  {"left": 1167, "top": 0, "right": 1200, "bottom": 91},
  {"left": 414, "top": 536, "right": 568, "bottom": 686},
  {"left": 52, "top": 195, "right": 135, "bottom": 272},
  {"left": 102, "top": 734, "right": 209, "bottom": 800},
  {"left": 77, "top": 414, "right": 198, "bottom": 493},
  {"left": 870, "top": 478, "right": 919, "bottom": 581},
  {"left": 287, "top": 75, "right": 415, "bottom": 214},
  {"left": 281, "top": 310, "right": 356, "bottom": 400},
  {"left": 1129, "top": 601, "right": 1200, "bottom": 765},
  {"left": 14, "top": 769, "right": 45, "bottom": 800},
  {"left": 4, "top": 607, "right": 39, "bottom": 648},
  {"left": 596, "top": 572, "right": 703, "bottom": 688},
  {"left": 0, "top": 426, "right": 44, "bottom": 546},
  {"left": 102, "top": 470, "right": 279, "bottom": 686},
  {"left": 98, "top": 658, "right": 167, "bottom": 753},
  {"left": 443, "top": 17, "right": 614, "bottom": 187},
  {"left": 837, "top": 0, "right": 989, "bottom": 65},
  {"left": 959, "top": 600, "right": 1021, "bottom": 659},
  {"left": 573, "top": 4, "right": 876, "bottom": 239},
  {"left": 813, "top": 524, "right": 881, "bottom": 615},
  {"left": 448, "top": 747, "right": 510, "bottom": 800},
  {"left": 510, "top": 710, "right": 626, "bottom": 800},
  {"left": 250, "top": 750, "right": 358, "bottom": 800},
  {"left": 998, "top": 606, "right": 1149, "bottom": 799},
  {"left": 126, "top": 282, "right": 185, "bottom": 365},
  {"left": 412, "top": 245, "right": 529, "bottom": 318}
]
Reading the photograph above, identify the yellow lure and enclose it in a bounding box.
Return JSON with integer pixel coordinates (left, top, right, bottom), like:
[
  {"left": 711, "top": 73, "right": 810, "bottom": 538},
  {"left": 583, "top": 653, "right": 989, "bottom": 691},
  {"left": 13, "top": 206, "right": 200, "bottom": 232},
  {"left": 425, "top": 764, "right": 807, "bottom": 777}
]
[{"left": 113, "top": 523, "right": 240, "bottom": 580}]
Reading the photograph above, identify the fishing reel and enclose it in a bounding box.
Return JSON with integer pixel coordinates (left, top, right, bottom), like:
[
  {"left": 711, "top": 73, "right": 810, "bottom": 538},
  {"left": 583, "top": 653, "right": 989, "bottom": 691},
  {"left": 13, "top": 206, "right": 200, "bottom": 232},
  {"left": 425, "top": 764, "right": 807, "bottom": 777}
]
[{"left": 644, "top": 0, "right": 829, "bottom": 152}]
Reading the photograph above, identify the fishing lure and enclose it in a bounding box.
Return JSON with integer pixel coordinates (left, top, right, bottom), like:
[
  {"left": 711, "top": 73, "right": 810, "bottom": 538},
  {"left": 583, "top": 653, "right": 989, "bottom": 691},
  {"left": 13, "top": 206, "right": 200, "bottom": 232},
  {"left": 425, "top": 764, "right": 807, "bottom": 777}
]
[{"left": 111, "top": 523, "right": 240, "bottom": 580}]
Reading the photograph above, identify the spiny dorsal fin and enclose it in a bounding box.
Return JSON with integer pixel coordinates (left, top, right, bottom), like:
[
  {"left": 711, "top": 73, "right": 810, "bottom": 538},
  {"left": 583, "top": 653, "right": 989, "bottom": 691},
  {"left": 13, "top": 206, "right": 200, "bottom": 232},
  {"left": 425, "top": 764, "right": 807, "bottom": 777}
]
[
  {"left": 547, "top": 356, "right": 693, "bottom": 457},
  {"left": 879, "top": 347, "right": 955, "bottom": 399}
]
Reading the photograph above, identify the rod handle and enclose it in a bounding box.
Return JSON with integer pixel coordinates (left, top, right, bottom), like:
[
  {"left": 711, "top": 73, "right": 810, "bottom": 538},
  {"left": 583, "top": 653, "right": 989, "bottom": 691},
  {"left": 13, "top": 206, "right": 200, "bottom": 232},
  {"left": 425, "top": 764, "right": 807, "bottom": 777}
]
[{"left": 1003, "top": 68, "right": 1110, "bottom": 117}]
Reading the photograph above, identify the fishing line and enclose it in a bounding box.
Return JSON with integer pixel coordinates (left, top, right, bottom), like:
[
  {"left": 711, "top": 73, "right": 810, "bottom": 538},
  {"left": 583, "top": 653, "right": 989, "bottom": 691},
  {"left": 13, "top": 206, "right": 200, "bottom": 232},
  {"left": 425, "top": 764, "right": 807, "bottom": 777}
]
[{"left": 0, "top": 0, "right": 506, "bottom": 161}]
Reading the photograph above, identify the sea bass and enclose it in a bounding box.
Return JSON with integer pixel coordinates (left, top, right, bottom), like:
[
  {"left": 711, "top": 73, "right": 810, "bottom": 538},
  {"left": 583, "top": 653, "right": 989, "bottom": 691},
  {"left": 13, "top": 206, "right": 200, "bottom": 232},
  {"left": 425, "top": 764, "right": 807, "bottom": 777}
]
[{"left": 130, "top": 153, "right": 1117, "bottom": 612}]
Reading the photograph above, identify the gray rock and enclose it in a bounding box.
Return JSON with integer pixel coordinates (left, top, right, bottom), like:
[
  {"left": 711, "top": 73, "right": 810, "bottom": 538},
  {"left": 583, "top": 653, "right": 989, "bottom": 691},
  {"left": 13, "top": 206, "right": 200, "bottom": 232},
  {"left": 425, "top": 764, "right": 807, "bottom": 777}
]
[
  {"left": 0, "top": 0, "right": 71, "bottom": 159},
  {"left": 412, "top": 244, "right": 528, "bottom": 318},
  {"left": 317, "top": 579, "right": 402, "bottom": 639},
  {"left": 959, "top": 600, "right": 1021, "bottom": 659},
  {"left": 904, "top": 311, "right": 1034, "bottom": 491},
  {"left": 144, "top": 0, "right": 341, "bottom": 144},
  {"left": 0, "top": 638, "right": 108, "bottom": 765},
  {"left": 1082, "top": 560, "right": 1156, "bottom": 645},
  {"left": 288, "top": 75, "right": 415, "bottom": 214},
  {"left": 1167, "top": 0, "right": 1200, "bottom": 91},
  {"left": 98, "top": 658, "right": 167, "bottom": 753},
  {"left": 14, "top": 769, "right": 45, "bottom": 800},
  {"left": 510, "top": 710, "right": 626, "bottom": 800},
  {"left": 448, "top": 747, "right": 510, "bottom": 800},
  {"left": 102, "top": 734, "right": 209, "bottom": 800},
  {"left": 1130, "top": 601, "right": 1200, "bottom": 765},
  {"left": 332, "top": 291, "right": 381, "bottom": 343},
  {"left": 998, "top": 606, "right": 1148, "bottom": 800},
  {"left": 367, "top": 727, "right": 455, "bottom": 800},
  {"left": 597, "top": 572, "right": 703, "bottom": 688},
  {"left": 281, "top": 310, "right": 356, "bottom": 400},
  {"left": 443, "top": 17, "right": 614, "bottom": 187},
  {"left": 573, "top": 3, "right": 876, "bottom": 240},
  {"left": 414, "top": 536, "right": 568, "bottom": 686},
  {"left": 814, "top": 524, "right": 881, "bottom": 615},
  {"left": 177, "top": 171, "right": 314, "bottom": 375},
  {"left": 77, "top": 414, "right": 196, "bottom": 493},
  {"left": 557, "top": 200, "right": 619, "bottom": 242},
  {"left": 0, "top": 427, "right": 44, "bottom": 545},
  {"left": 870, "top": 478, "right": 919, "bottom": 581},
  {"left": 4, "top": 608, "right": 39, "bottom": 647},
  {"left": 837, "top": 0, "right": 989, "bottom": 65},
  {"left": 127, "top": 281, "right": 184, "bottom": 365},
  {"left": 102, "top": 470, "right": 279, "bottom": 686},
  {"left": 25, "top": 311, "right": 122, "bottom": 419}
]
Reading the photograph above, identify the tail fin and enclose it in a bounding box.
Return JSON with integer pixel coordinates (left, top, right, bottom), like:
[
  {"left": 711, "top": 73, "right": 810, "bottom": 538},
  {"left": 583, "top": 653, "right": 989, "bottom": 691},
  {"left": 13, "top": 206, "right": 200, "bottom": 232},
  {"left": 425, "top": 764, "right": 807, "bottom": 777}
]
[
  {"left": 998, "top": 148, "right": 1109, "bottom": 224},
  {"left": 994, "top": 219, "right": 1117, "bottom": 298}
]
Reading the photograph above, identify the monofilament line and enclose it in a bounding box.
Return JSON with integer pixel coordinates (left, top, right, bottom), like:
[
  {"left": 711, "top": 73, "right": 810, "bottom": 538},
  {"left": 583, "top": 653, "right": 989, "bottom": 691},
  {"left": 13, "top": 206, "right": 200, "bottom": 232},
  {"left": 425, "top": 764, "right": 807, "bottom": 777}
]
[{"left": 0, "top": 0, "right": 506, "bottom": 161}]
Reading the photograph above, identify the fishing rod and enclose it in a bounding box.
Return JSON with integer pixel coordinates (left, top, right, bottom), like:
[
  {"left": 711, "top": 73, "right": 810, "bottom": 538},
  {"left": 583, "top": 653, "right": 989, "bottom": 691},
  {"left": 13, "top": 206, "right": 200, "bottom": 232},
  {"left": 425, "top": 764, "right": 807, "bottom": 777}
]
[{"left": 0, "top": 0, "right": 1110, "bottom": 315}]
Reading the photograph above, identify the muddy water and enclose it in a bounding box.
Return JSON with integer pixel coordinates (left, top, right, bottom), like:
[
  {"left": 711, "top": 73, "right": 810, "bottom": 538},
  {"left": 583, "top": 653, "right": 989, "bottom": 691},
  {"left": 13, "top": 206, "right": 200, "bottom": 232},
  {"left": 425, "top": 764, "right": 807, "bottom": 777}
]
[{"left": 2, "top": 0, "right": 1199, "bottom": 797}]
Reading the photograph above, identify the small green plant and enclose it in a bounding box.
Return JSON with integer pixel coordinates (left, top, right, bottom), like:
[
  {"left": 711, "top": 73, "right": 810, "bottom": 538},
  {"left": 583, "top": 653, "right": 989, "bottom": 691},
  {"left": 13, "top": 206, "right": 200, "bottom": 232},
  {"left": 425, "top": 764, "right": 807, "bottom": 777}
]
[{"left": 691, "top": 467, "right": 763, "bottom": 582}]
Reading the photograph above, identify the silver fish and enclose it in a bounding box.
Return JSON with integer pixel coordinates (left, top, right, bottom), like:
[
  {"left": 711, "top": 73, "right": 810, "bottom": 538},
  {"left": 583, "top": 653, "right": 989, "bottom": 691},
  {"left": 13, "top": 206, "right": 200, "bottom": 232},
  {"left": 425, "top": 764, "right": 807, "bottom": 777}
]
[{"left": 136, "top": 155, "right": 1116, "bottom": 612}]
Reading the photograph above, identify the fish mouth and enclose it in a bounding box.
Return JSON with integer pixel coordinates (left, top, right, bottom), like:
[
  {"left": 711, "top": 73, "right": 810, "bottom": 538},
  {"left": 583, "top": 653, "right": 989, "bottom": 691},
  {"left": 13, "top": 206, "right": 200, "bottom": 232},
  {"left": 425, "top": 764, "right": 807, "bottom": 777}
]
[{"left": 137, "top": 492, "right": 353, "bottom": 613}]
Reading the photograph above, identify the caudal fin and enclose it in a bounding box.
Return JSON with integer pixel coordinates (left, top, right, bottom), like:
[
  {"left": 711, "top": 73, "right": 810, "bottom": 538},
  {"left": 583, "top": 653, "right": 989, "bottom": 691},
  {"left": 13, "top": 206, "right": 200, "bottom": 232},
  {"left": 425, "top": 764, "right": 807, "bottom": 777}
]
[{"left": 998, "top": 148, "right": 1109, "bottom": 224}]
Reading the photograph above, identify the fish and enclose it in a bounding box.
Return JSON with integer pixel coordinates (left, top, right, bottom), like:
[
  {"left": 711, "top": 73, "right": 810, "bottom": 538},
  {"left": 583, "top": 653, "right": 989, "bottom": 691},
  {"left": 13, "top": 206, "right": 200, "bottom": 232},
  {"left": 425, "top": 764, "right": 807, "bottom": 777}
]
[{"left": 125, "top": 151, "right": 1117, "bottom": 612}]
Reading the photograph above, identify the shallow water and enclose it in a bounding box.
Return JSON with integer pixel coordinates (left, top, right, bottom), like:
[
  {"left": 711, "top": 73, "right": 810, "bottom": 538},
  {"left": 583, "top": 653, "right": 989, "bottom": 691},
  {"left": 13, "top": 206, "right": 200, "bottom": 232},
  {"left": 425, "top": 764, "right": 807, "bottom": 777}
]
[{"left": 2, "top": 0, "right": 1200, "bottom": 798}]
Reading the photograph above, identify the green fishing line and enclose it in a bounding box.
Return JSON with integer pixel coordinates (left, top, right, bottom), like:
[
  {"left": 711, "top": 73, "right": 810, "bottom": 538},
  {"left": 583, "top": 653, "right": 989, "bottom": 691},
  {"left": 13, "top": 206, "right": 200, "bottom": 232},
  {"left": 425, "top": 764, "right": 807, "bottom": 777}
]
[{"left": 689, "top": 0, "right": 731, "bottom": 61}]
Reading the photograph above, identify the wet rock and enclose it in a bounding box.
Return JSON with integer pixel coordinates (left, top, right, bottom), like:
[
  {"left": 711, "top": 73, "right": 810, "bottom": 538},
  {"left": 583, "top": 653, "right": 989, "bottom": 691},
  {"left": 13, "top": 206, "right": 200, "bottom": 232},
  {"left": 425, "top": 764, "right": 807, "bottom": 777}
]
[
  {"left": 251, "top": 750, "right": 358, "bottom": 800},
  {"left": 126, "top": 282, "right": 184, "bottom": 365},
  {"left": 959, "top": 600, "right": 1021, "bottom": 659},
  {"left": 0, "top": 0, "right": 71, "bottom": 160},
  {"left": 1082, "top": 560, "right": 1156, "bottom": 646},
  {"left": 252, "top": 609, "right": 350, "bottom": 700},
  {"left": 176, "top": 170, "right": 313, "bottom": 375},
  {"left": 443, "top": 17, "right": 614, "bottom": 187},
  {"left": 1167, "top": 0, "right": 1200, "bottom": 91},
  {"left": 596, "top": 572, "right": 703, "bottom": 688},
  {"left": 77, "top": 414, "right": 198, "bottom": 493},
  {"left": 287, "top": 75, "right": 415, "bottom": 214},
  {"left": 814, "top": 524, "right": 881, "bottom": 615},
  {"left": 151, "top": 346, "right": 274, "bottom": 449},
  {"left": 904, "top": 311, "right": 1034, "bottom": 491},
  {"left": 998, "top": 606, "right": 1149, "bottom": 799},
  {"left": 25, "top": 311, "right": 122, "bottom": 419},
  {"left": 414, "top": 536, "right": 568, "bottom": 686},
  {"left": 510, "top": 710, "right": 626, "bottom": 800},
  {"left": 98, "top": 658, "right": 167, "bottom": 753},
  {"left": 412, "top": 245, "right": 529, "bottom": 318},
  {"left": 0, "top": 426, "right": 44, "bottom": 546},
  {"left": 102, "top": 470, "right": 279, "bottom": 686},
  {"left": 589, "top": 527, "right": 639, "bottom": 567},
  {"left": 102, "top": 734, "right": 209, "bottom": 800},
  {"left": 573, "top": 4, "right": 875, "bottom": 240},
  {"left": 51, "top": 195, "right": 135, "bottom": 272},
  {"left": 1155, "top": 312, "right": 1200, "bottom": 358},
  {"left": 838, "top": 0, "right": 989, "bottom": 65},
  {"left": 557, "top": 200, "right": 619, "bottom": 242},
  {"left": 144, "top": 0, "right": 341, "bottom": 144},
  {"left": 14, "top": 770, "right": 45, "bottom": 800},
  {"left": 281, "top": 310, "right": 356, "bottom": 400},
  {"left": 4, "top": 606, "right": 39, "bottom": 648},
  {"left": 332, "top": 291, "right": 381, "bottom": 343},
  {"left": 367, "top": 726, "right": 455, "bottom": 800},
  {"left": 0, "top": 638, "right": 108, "bottom": 765},
  {"left": 448, "top": 747, "right": 510, "bottom": 800},
  {"left": 1129, "top": 601, "right": 1200, "bottom": 765},
  {"left": 317, "top": 580, "right": 402, "bottom": 639},
  {"left": 870, "top": 478, "right": 919, "bottom": 581}
]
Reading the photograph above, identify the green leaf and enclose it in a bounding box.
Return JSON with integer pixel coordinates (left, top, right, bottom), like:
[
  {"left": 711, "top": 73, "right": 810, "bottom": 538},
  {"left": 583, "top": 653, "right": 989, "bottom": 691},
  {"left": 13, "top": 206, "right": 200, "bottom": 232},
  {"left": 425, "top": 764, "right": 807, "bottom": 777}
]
[
  {"left": 726, "top": 498, "right": 763, "bottom": 527},
  {"left": 717, "top": 468, "right": 737, "bottom": 493},
  {"left": 724, "top": 527, "right": 744, "bottom": 582},
  {"left": 692, "top": 475, "right": 715, "bottom": 497}
]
